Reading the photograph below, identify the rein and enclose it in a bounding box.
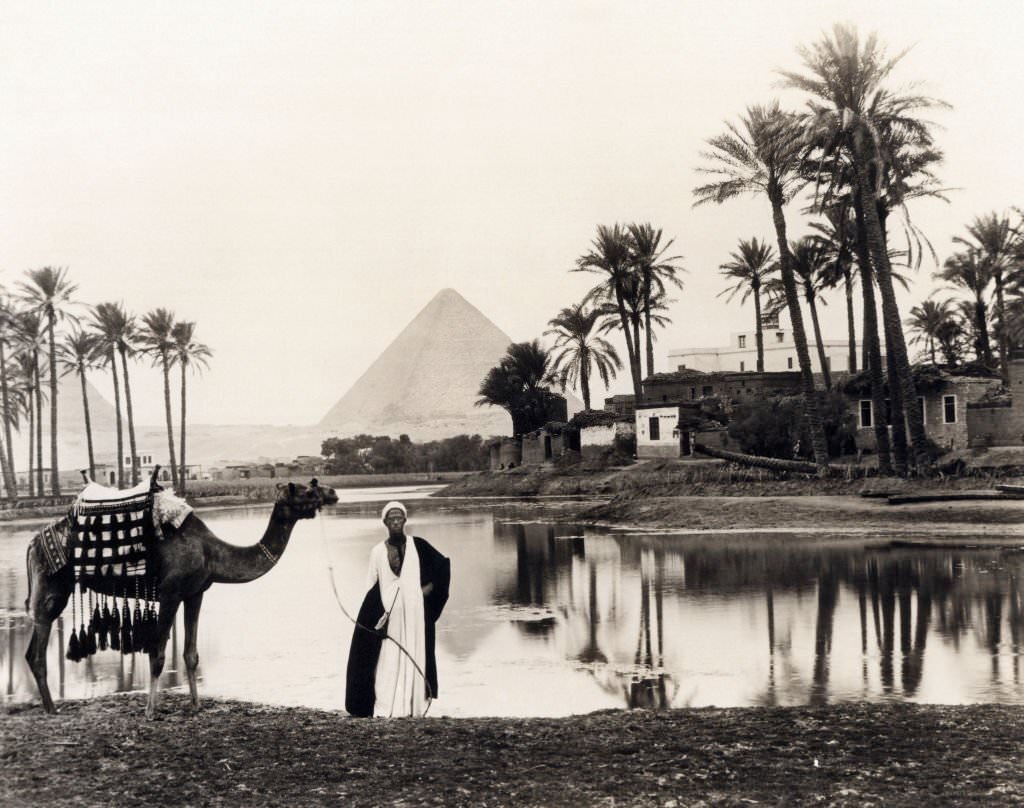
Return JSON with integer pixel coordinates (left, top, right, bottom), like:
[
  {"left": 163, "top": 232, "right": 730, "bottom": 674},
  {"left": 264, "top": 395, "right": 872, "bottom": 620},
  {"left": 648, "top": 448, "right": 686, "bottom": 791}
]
[{"left": 318, "top": 517, "right": 434, "bottom": 714}]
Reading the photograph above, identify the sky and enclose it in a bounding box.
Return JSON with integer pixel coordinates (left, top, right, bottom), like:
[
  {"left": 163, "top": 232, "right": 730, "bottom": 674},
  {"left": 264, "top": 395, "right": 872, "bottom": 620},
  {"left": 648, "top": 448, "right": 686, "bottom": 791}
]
[{"left": 1, "top": 1, "right": 1022, "bottom": 426}]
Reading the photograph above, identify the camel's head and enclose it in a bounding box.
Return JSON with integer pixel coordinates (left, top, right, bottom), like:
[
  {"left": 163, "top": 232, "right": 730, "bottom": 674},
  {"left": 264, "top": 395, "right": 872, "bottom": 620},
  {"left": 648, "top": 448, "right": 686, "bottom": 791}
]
[{"left": 274, "top": 478, "right": 339, "bottom": 520}]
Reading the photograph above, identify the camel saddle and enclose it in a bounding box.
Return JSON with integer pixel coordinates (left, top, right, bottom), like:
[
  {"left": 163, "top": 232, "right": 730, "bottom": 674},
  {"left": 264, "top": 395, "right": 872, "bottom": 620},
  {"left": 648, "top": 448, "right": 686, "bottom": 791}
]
[{"left": 34, "top": 473, "right": 193, "bottom": 587}]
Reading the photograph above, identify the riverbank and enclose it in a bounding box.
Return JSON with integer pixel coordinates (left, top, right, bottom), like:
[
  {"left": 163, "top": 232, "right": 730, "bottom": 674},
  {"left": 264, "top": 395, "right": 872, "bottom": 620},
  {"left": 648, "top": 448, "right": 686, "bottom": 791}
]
[{"left": 2, "top": 694, "right": 1021, "bottom": 807}]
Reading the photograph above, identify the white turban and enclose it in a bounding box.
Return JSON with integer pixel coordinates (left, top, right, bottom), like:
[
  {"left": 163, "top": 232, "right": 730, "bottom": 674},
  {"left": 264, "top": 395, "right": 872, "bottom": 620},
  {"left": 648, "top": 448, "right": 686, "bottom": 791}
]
[{"left": 381, "top": 500, "right": 407, "bottom": 522}]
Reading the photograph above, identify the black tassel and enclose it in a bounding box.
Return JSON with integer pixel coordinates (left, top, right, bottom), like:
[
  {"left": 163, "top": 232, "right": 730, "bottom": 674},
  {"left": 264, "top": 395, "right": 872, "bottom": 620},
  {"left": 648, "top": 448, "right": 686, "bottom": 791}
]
[
  {"left": 121, "top": 601, "right": 133, "bottom": 655},
  {"left": 99, "top": 601, "right": 112, "bottom": 651},
  {"left": 91, "top": 604, "right": 104, "bottom": 651},
  {"left": 66, "top": 627, "right": 81, "bottom": 662},
  {"left": 140, "top": 605, "right": 153, "bottom": 654},
  {"left": 109, "top": 603, "right": 121, "bottom": 652},
  {"left": 132, "top": 601, "right": 145, "bottom": 653}
]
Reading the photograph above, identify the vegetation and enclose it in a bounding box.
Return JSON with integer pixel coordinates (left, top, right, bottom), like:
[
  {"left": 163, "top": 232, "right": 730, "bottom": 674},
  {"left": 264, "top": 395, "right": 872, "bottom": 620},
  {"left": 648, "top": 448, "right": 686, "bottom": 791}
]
[
  {"left": 545, "top": 303, "right": 622, "bottom": 412},
  {"left": 476, "top": 340, "right": 564, "bottom": 436},
  {"left": 320, "top": 433, "right": 490, "bottom": 474},
  {"left": 0, "top": 267, "right": 213, "bottom": 500}
]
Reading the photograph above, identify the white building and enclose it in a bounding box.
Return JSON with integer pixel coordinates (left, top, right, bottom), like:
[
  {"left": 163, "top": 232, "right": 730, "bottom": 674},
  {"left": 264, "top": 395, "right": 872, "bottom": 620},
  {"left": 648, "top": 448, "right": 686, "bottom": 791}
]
[{"left": 668, "top": 327, "right": 858, "bottom": 375}]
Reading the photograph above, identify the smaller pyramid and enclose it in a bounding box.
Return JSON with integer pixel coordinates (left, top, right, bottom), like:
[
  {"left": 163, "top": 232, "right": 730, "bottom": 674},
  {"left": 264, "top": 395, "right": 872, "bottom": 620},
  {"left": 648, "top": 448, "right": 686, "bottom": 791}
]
[{"left": 320, "top": 289, "right": 514, "bottom": 439}]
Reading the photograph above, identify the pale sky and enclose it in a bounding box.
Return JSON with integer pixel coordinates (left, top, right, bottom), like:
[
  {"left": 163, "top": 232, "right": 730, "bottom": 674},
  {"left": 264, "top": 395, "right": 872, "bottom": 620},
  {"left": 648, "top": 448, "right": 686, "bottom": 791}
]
[{"left": 2, "top": 1, "right": 1022, "bottom": 426}]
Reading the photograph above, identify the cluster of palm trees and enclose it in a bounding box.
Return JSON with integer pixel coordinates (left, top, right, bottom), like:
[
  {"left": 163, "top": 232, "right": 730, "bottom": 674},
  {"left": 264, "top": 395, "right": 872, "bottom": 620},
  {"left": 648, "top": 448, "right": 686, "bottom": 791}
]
[
  {"left": 477, "top": 222, "right": 683, "bottom": 432},
  {"left": 907, "top": 210, "right": 1024, "bottom": 376},
  {"left": 0, "top": 266, "right": 211, "bottom": 500},
  {"left": 697, "top": 24, "right": 948, "bottom": 476}
]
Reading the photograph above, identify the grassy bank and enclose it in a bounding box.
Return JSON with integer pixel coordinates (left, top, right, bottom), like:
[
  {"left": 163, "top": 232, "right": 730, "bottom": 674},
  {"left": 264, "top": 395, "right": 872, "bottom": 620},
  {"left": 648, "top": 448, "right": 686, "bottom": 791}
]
[{"left": 2, "top": 694, "right": 1021, "bottom": 807}]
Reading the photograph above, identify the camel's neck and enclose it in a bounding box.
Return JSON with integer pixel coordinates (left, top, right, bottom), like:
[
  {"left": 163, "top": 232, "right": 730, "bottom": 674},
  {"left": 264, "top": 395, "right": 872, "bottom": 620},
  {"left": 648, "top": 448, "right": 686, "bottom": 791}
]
[{"left": 207, "top": 504, "right": 301, "bottom": 584}]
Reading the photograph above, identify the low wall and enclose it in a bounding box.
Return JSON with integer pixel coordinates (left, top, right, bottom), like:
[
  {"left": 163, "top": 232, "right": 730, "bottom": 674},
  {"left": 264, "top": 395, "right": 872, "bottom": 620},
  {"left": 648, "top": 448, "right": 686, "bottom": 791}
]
[{"left": 967, "top": 404, "right": 1024, "bottom": 448}]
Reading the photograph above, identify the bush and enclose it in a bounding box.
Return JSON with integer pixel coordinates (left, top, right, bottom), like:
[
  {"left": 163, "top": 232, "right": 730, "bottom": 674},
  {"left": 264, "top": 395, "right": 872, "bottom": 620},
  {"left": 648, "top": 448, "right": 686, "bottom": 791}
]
[{"left": 728, "top": 392, "right": 856, "bottom": 460}]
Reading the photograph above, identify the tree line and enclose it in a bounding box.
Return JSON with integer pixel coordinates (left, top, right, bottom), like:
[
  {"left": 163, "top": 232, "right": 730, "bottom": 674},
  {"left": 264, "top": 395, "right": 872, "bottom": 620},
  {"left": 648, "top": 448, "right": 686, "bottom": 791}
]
[
  {"left": 320, "top": 434, "right": 489, "bottom": 474},
  {"left": 0, "top": 266, "right": 211, "bottom": 499},
  {"left": 480, "top": 24, "right": 1022, "bottom": 477}
]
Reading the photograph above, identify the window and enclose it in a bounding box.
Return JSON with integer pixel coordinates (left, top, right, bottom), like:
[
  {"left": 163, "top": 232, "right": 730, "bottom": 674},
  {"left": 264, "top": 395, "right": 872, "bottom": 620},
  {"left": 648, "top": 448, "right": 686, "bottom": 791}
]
[
  {"left": 859, "top": 400, "right": 872, "bottom": 428},
  {"left": 943, "top": 395, "right": 957, "bottom": 424},
  {"left": 740, "top": 361, "right": 745, "bottom": 372},
  {"left": 776, "top": 332, "right": 785, "bottom": 343},
  {"left": 690, "top": 387, "right": 696, "bottom": 400},
  {"left": 649, "top": 417, "right": 660, "bottom": 441},
  {"left": 787, "top": 357, "right": 794, "bottom": 369},
  {"left": 738, "top": 335, "right": 747, "bottom": 348},
  {"left": 702, "top": 385, "right": 713, "bottom": 396}
]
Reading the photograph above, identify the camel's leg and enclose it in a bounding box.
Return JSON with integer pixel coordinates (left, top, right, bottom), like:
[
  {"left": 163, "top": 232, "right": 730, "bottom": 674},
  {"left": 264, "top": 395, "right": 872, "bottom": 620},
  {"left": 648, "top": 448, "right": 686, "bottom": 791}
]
[
  {"left": 145, "top": 597, "right": 181, "bottom": 721},
  {"left": 24, "top": 565, "right": 72, "bottom": 714},
  {"left": 183, "top": 592, "right": 203, "bottom": 711}
]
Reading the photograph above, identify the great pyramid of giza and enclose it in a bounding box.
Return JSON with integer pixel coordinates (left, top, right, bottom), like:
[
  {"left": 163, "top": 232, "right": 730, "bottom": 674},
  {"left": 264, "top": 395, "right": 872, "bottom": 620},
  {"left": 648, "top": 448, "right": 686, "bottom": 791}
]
[{"left": 320, "top": 289, "right": 530, "bottom": 439}]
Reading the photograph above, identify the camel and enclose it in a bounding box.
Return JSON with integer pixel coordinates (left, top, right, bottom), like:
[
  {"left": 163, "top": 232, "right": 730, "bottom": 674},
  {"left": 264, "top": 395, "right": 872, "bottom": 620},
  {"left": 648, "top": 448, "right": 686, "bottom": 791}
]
[{"left": 24, "top": 477, "right": 339, "bottom": 719}]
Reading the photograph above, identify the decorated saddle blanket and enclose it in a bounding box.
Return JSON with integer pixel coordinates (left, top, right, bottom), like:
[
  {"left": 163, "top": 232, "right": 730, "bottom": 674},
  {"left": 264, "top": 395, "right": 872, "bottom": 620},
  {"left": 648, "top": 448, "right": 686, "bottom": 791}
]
[{"left": 34, "top": 481, "right": 193, "bottom": 576}]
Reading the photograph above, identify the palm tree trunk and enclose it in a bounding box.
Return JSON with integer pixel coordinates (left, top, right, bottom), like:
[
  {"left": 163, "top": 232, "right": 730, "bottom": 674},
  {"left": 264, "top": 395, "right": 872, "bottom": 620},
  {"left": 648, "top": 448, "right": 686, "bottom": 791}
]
[
  {"left": 770, "top": 199, "right": 829, "bottom": 469},
  {"left": 119, "top": 347, "right": 139, "bottom": 485},
  {"left": 79, "top": 368, "right": 95, "bottom": 482},
  {"left": 643, "top": 269, "right": 656, "bottom": 379},
  {"left": 27, "top": 399, "right": 34, "bottom": 498},
  {"left": 580, "top": 359, "right": 591, "bottom": 412},
  {"left": 34, "top": 356, "right": 43, "bottom": 496},
  {"left": 614, "top": 291, "right": 641, "bottom": 401},
  {"left": 179, "top": 362, "right": 188, "bottom": 496},
  {"left": 854, "top": 158, "right": 928, "bottom": 467},
  {"left": 806, "top": 292, "right": 832, "bottom": 390},
  {"left": 109, "top": 348, "right": 124, "bottom": 488},
  {"left": 753, "top": 289, "right": 765, "bottom": 373},
  {"left": 0, "top": 343, "right": 16, "bottom": 498},
  {"left": 47, "top": 314, "right": 59, "bottom": 495},
  {"left": 0, "top": 428, "right": 11, "bottom": 500},
  {"left": 975, "top": 299, "right": 994, "bottom": 366},
  {"left": 853, "top": 196, "right": 893, "bottom": 475},
  {"left": 883, "top": 320, "right": 909, "bottom": 475},
  {"left": 633, "top": 318, "right": 643, "bottom": 384},
  {"left": 994, "top": 274, "right": 1009, "bottom": 384},
  {"left": 844, "top": 269, "right": 857, "bottom": 374},
  {"left": 161, "top": 356, "right": 179, "bottom": 491}
]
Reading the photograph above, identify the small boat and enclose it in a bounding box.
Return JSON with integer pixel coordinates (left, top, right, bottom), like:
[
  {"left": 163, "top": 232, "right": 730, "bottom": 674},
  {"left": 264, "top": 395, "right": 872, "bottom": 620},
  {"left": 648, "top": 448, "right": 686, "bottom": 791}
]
[{"left": 994, "top": 484, "right": 1024, "bottom": 497}]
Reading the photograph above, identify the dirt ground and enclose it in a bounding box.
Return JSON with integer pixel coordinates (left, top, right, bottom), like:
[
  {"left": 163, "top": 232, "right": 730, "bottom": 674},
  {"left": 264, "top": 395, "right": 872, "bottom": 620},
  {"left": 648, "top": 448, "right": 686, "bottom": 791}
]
[{"left": 2, "top": 694, "right": 1022, "bottom": 807}]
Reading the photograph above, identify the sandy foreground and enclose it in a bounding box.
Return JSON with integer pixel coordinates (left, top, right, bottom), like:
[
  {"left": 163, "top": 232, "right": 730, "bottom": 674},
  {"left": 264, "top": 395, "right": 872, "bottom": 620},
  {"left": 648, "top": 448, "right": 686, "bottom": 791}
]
[{"left": 5, "top": 481, "right": 1024, "bottom": 806}]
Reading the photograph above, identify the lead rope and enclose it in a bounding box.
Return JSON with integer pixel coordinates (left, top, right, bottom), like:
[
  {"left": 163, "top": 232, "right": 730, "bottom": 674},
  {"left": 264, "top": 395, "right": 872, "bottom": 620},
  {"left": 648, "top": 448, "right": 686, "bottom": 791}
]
[{"left": 319, "top": 518, "right": 434, "bottom": 715}]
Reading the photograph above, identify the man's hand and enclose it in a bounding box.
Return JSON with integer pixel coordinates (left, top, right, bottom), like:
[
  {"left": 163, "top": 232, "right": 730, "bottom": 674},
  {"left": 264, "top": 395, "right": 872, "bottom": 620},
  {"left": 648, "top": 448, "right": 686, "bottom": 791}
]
[{"left": 421, "top": 582, "right": 434, "bottom": 596}]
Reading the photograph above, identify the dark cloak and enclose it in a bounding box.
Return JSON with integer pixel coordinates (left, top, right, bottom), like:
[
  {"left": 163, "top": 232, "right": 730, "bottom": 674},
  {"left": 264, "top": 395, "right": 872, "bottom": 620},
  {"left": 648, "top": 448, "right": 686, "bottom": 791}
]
[{"left": 345, "top": 536, "right": 450, "bottom": 717}]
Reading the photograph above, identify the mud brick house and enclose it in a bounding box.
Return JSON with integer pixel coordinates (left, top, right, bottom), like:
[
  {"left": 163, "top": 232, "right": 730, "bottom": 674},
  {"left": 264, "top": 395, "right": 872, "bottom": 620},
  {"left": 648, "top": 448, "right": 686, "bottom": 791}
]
[
  {"left": 844, "top": 366, "right": 1002, "bottom": 453},
  {"left": 521, "top": 423, "right": 579, "bottom": 464},
  {"left": 488, "top": 436, "right": 523, "bottom": 470},
  {"left": 967, "top": 357, "right": 1024, "bottom": 448},
  {"left": 641, "top": 369, "right": 804, "bottom": 405},
  {"left": 570, "top": 410, "right": 635, "bottom": 459}
]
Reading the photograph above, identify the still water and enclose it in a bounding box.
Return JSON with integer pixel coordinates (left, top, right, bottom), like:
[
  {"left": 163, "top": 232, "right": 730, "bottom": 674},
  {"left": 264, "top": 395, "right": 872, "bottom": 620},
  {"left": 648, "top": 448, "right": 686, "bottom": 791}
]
[{"left": 2, "top": 486, "right": 1023, "bottom": 716}]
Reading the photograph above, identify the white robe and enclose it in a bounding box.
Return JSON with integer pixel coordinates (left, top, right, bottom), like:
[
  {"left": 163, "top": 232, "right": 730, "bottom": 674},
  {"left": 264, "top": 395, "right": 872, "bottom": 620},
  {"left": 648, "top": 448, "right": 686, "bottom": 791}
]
[{"left": 366, "top": 537, "right": 428, "bottom": 717}]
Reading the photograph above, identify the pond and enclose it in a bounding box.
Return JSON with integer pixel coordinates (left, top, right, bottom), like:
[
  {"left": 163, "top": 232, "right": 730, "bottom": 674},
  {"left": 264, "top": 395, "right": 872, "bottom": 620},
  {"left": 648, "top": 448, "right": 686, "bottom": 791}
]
[{"left": 2, "top": 487, "right": 1023, "bottom": 717}]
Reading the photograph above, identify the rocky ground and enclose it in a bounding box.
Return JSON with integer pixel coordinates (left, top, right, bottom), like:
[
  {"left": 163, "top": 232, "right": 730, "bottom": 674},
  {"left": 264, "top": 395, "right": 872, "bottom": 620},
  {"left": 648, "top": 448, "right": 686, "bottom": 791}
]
[{"left": 2, "top": 694, "right": 1022, "bottom": 807}]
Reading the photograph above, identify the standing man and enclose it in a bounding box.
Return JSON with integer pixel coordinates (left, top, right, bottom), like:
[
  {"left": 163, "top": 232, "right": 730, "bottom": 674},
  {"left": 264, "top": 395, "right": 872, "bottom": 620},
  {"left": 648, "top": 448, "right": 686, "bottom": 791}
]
[{"left": 345, "top": 500, "right": 450, "bottom": 717}]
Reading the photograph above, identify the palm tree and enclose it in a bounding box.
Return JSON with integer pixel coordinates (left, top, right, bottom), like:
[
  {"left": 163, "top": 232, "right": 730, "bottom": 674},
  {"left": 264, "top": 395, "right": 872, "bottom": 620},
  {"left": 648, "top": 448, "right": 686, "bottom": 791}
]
[
  {"left": 91, "top": 303, "right": 132, "bottom": 487},
  {"left": 11, "top": 352, "right": 37, "bottom": 496},
  {"left": 172, "top": 321, "right": 211, "bottom": 496},
  {"left": 906, "top": 298, "right": 957, "bottom": 365},
  {"left": 57, "top": 328, "right": 103, "bottom": 482},
  {"left": 782, "top": 23, "right": 946, "bottom": 469},
  {"left": 790, "top": 237, "right": 834, "bottom": 389},
  {"left": 0, "top": 297, "right": 20, "bottom": 498},
  {"left": 575, "top": 225, "right": 644, "bottom": 400},
  {"left": 139, "top": 309, "right": 180, "bottom": 491},
  {"left": 953, "top": 212, "right": 1021, "bottom": 383},
  {"left": 18, "top": 267, "right": 77, "bottom": 495},
  {"left": 627, "top": 223, "right": 686, "bottom": 379},
  {"left": 936, "top": 249, "right": 994, "bottom": 366},
  {"left": 718, "top": 237, "right": 777, "bottom": 373},
  {"left": 476, "top": 339, "right": 559, "bottom": 436},
  {"left": 545, "top": 303, "right": 622, "bottom": 411},
  {"left": 694, "top": 102, "right": 829, "bottom": 468},
  {"left": 14, "top": 312, "right": 47, "bottom": 495}
]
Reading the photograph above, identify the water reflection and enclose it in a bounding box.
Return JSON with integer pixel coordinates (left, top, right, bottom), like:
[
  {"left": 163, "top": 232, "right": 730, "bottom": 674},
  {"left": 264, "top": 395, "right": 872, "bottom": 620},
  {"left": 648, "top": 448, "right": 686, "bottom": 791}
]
[{"left": 2, "top": 502, "right": 1023, "bottom": 716}]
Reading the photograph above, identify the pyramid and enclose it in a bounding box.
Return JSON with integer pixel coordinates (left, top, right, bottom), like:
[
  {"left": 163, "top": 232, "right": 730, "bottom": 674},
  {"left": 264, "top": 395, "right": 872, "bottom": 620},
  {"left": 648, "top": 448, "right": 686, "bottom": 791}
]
[{"left": 320, "top": 289, "right": 519, "bottom": 439}]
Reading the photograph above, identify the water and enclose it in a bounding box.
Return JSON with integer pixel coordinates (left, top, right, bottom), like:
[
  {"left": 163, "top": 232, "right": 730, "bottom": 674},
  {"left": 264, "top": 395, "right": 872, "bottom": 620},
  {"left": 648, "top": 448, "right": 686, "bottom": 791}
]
[{"left": 2, "top": 487, "right": 1023, "bottom": 716}]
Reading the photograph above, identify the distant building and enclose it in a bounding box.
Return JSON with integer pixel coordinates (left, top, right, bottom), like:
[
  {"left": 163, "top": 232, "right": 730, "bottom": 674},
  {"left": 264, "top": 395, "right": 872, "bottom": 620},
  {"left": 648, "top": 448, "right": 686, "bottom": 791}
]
[
  {"left": 669, "top": 328, "right": 859, "bottom": 375},
  {"left": 641, "top": 369, "right": 804, "bottom": 405}
]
